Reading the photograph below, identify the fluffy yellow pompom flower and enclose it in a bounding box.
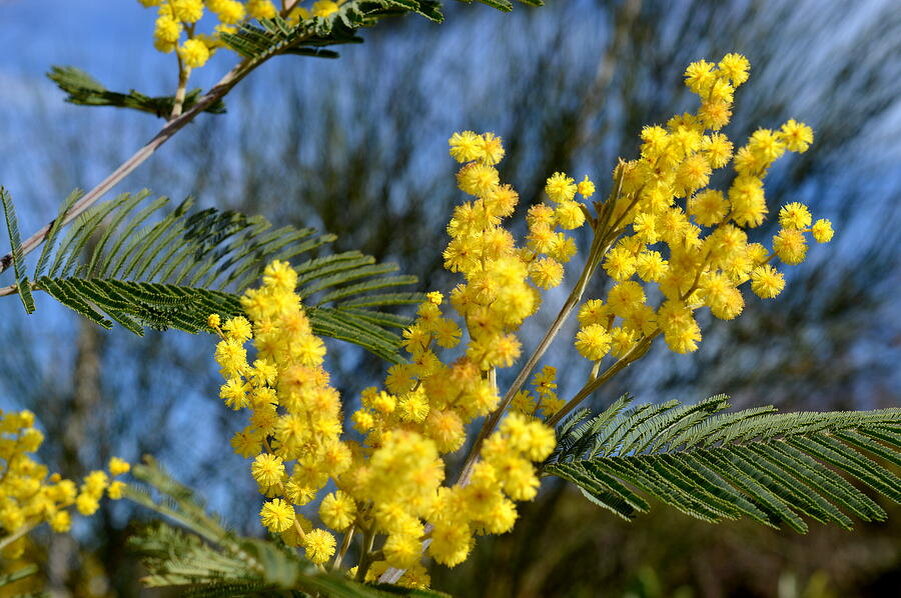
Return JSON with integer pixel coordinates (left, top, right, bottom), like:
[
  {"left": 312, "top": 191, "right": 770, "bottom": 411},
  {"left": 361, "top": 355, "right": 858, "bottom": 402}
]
[
  {"left": 750, "top": 265, "right": 785, "bottom": 298},
  {"left": 304, "top": 529, "right": 336, "bottom": 564},
  {"left": 448, "top": 131, "right": 481, "bottom": 163},
  {"left": 577, "top": 175, "right": 596, "bottom": 197},
  {"left": 208, "top": 0, "right": 245, "bottom": 24},
  {"left": 545, "top": 172, "right": 577, "bottom": 203},
  {"left": 312, "top": 0, "right": 340, "bottom": 17},
  {"left": 528, "top": 257, "right": 564, "bottom": 289},
  {"left": 478, "top": 132, "right": 505, "bottom": 165},
  {"left": 718, "top": 53, "right": 750, "bottom": 86},
  {"left": 575, "top": 324, "right": 612, "bottom": 361},
  {"left": 772, "top": 228, "right": 807, "bottom": 265},
  {"left": 251, "top": 453, "right": 285, "bottom": 488},
  {"left": 778, "top": 202, "right": 812, "bottom": 230},
  {"left": 247, "top": 0, "right": 277, "bottom": 19},
  {"left": 178, "top": 39, "right": 210, "bottom": 68},
  {"left": 429, "top": 523, "right": 472, "bottom": 567},
  {"left": 812, "top": 218, "right": 834, "bottom": 243},
  {"left": 153, "top": 15, "right": 181, "bottom": 52},
  {"left": 319, "top": 491, "right": 357, "bottom": 531},
  {"left": 107, "top": 481, "right": 127, "bottom": 500},
  {"left": 688, "top": 189, "right": 729, "bottom": 227},
  {"left": 172, "top": 0, "right": 204, "bottom": 23},
  {"left": 260, "top": 498, "right": 295, "bottom": 532},
  {"left": 456, "top": 163, "right": 499, "bottom": 197},
  {"left": 779, "top": 119, "right": 814, "bottom": 153},
  {"left": 108, "top": 457, "right": 131, "bottom": 476}
]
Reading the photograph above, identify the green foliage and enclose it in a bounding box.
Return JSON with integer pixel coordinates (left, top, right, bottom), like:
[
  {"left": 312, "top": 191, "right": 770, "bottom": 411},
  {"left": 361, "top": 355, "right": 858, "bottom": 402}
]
[
  {"left": 545, "top": 395, "right": 901, "bottom": 533},
  {"left": 3, "top": 190, "right": 422, "bottom": 361},
  {"left": 220, "top": 1, "right": 545, "bottom": 62},
  {"left": 0, "top": 564, "right": 38, "bottom": 590},
  {"left": 47, "top": 67, "right": 226, "bottom": 118},
  {"left": 0, "top": 188, "right": 34, "bottom": 314},
  {"left": 126, "top": 459, "right": 449, "bottom": 597}
]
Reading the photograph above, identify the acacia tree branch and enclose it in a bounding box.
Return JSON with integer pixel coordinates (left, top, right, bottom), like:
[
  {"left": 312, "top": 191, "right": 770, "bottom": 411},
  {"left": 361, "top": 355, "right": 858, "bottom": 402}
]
[{"left": 0, "top": 56, "right": 260, "bottom": 276}]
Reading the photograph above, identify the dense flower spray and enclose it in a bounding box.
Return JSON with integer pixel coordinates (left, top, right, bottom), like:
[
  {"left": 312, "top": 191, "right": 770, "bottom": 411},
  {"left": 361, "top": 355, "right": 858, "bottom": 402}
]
[
  {"left": 211, "top": 53, "right": 833, "bottom": 588},
  {"left": 0, "top": 410, "right": 129, "bottom": 559}
]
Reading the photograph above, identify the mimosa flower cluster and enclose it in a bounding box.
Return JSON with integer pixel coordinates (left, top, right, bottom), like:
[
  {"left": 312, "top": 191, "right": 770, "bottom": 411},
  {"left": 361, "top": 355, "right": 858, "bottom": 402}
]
[
  {"left": 137, "top": 0, "right": 344, "bottom": 68},
  {"left": 210, "top": 54, "right": 832, "bottom": 588},
  {"left": 212, "top": 133, "right": 565, "bottom": 586},
  {"left": 0, "top": 410, "right": 129, "bottom": 559},
  {"left": 562, "top": 53, "right": 832, "bottom": 365}
]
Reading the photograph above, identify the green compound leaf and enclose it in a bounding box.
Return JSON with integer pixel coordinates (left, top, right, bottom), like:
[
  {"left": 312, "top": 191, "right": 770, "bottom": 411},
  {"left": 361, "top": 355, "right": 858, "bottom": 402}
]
[
  {"left": 1, "top": 187, "right": 35, "bottom": 313},
  {"left": 545, "top": 396, "right": 901, "bottom": 532},
  {"left": 19, "top": 190, "right": 421, "bottom": 362},
  {"left": 47, "top": 66, "right": 226, "bottom": 118},
  {"left": 126, "top": 459, "right": 450, "bottom": 597}
]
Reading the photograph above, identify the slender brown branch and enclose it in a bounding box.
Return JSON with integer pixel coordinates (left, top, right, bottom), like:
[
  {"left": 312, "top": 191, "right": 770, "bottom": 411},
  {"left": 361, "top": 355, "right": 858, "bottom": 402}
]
[{"left": 0, "top": 56, "right": 261, "bottom": 276}]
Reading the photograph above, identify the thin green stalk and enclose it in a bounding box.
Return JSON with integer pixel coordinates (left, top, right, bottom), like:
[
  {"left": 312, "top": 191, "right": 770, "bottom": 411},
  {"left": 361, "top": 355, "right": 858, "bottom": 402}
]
[
  {"left": 545, "top": 330, "right": 660, "bottom": 428},
  {"left": 354, "top": 529, "right": 376, "bottom": 583}
]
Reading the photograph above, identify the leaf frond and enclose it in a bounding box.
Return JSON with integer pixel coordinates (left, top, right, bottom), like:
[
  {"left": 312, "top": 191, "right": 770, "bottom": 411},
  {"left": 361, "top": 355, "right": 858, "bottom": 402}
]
[
  {"left": 545, "top": 397, "right": 901, "bottom": 531},
  {"left": 16, "top": 191, "right": 420, "bottom": 360},
  {"left": 47, "top": 66, "right": 226, "bottom": 118},
  {"left": 0, "top": 187, "right": 35, "bottom": 313}
]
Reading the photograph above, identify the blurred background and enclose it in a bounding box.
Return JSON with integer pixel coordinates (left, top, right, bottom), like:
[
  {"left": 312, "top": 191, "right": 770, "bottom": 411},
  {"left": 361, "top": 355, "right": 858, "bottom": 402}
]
[{"left": 1, "top": 0, "right": 899, "bottom": 596}]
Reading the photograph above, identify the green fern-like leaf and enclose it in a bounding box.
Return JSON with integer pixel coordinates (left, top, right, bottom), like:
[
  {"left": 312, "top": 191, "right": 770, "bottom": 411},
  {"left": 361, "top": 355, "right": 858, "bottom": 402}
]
[
  {"left": 47, "top": 66, "right": 226, "bottom": 118},
  {"left": 126, "top": 459, "right": 450, "bottom": 597},
  {"left": 545, "top": 396, "right": 901, "bottom": 532},
  {"left": 10, "top": 191, "right": 421, "bottom": 361},
  {"left": 1, "top": 187, "right": 35, "bottom": 314}
]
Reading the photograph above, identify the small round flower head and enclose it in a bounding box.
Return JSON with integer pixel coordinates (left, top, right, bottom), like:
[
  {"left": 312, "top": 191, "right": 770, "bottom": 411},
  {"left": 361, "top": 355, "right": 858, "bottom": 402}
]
[
  {"left": 263, "top": 260, "right": 297, "bottom": 291},
  {"left": 247, "top": 0, "right": 278, "bottom": 19},
  {"left": 577, "top": 175, "right": 596, "bottom": 198},
  {"left": 172, "top": 0, "right": 204, "bottom": 23},
  {"left": 449, "top": 131, "right": 481, "bottom": 163},
  {"left": 684, "top": 59, "right": 716, "bottom": 93},
  {"left": 108, "top": 457, "right": 130, "bottom": 476},
  {"left": 457, "top": 163, "right": 500, "bottom": 197},
  {"left": 528, "top": 257, "right": 564, "bottom": 290},
  {"left": 688, "top": 190, "right": 729, "bottom": 227},
  {"left": 251, "top": 453, "right": 285, "bottom": 487},
  {"left": 319, "top": 490, "right": 357, "bottom": 531},
  {"left": 778, "top": 202, "right": 812, "bottom": 230},
  {"left": 575, "top": 324, "right": 612, "bottom": 361},
  {"left": 772, "top": 228, "right": 807, "bottom": 265},
  {"left": 209, "top": 0, "right": 245, "bottom": 24},
  {"left": 750, "top": 265, "right": 785, "bottom": 298},
  {"left": 303, "top": 528, "right": 336, "bottom": 564},
  {"left": 223, "top": 316, "right": 252, "bottom": 341},
  {"left": 108, "top": 480, "right": 127, "bottom": 500},
  {"left": 718, "top": 53, "right": 750, "bottom": 86},
  {"left": 153, "top": 15, "right": 182, "bottom": 52},
  {"left": 260, "top": 498, "right": 295, "bottom": 532},
  {"left": 577, "top": 299, "right": 611, "bottom": 327},
  {"left": 545, "top": 172, "right": 577, "bottom": 203},
  {"left": 811, "top": 218, "right": 834, "bottom": 243},
  {"left": 554, "top": 201, "right": 586, "bottom": 230},
  {"left": 178, "top": 39, "right": 210, "bottom": 68},
  {"left": 311, "top": 0, "right": 340, "bottom": 17},
  {"left": 778, "top": 119, "right": 814, "bottom": 153},
  {"left": 429, "top": 523, "right": 472, "bottom": 567},
  {"left": 478, "top": 133, "right": 505, "bottom": 165},
  {"left": 702, "top": 133, "right": 734, "bottom": 168}
]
